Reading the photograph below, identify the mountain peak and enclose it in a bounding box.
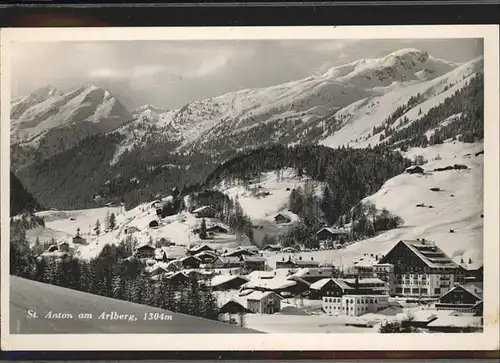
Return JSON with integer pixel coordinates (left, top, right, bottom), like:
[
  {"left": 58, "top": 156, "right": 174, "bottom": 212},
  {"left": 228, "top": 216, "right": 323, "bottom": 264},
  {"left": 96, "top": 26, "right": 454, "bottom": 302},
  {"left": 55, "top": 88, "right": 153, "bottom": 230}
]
[
  {"left": 134, "top": 104, "right": 168, "bottom": 114},
  {"left": 381, "top": 48, "right": 430, "bottom": 66},
  {"left": 27, "top": 84, "right": 63, "bottom": 102}
]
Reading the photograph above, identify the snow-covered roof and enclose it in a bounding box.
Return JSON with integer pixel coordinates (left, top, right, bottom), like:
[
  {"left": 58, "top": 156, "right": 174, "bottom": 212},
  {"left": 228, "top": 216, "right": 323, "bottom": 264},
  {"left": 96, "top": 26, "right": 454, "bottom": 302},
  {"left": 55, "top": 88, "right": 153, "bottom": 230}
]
[
  {"left": 237, "top": 245, "right": 260, "bottom": 252},
  {"left": 192, "top": 206, "right": 217, "bottom": 213},
  {"left": 262, "top": 244, "right": 282, "bottom": 250},
  {"left": 316, "top": 227, "right": 350, "bottom": 235},
  {"left": 290, "top": 267, "right": 332, "bottom": 279},
  {"left": 179, "top": 255, "right": 201, "bottom": 263},
  {"left": 245, "top": 271, "right": 275, "bottom": 280},
  {"left": 353, "top": 255, "right": 379, "bottom": 267},
  {"left": 194, "top": 250, "right": 218, "bottom": 258},
  {"left": 241, "top": 255, "right": 266, "bottom": 263},
  {"left": 461, "top": 282, "right": 483, "bottom": 300},
  {"left": 399, "top": 240, "right": 458, "bottom": 269},
  {"left": 332, "top": 278, "right": 355, "bottom": 290},
  {"left": 155, "top": 245, "right": 188, "bottom": 260},
  {"left": 309, "top": 278, "right": 333, "bottom": 290},
  {"left": 458, "top": 261, "right": 483, "bottom": 271},
  {"left": 211, "top": 274, "right": 249, "bottom": 287},
  {"left": 137, "top": 243, "right": 155, "bottom": 250},
  {"left": 217, "top": 256, "right": 242, "bottom": 264},
  {"left": 189, "top": 243, "right": 215, "bottom": 252},
  {"left": 406, "top": 165, "right": 423, "bottom": 170},
  {"left": 243, "top": 290, "right": 283, "bottom": 301},
  {"left": 214, "top": 290, "right": 247, "bottom": 308},
  {"left": 242, "top": 277, "right": 296, "bottom": 291},
  {"left": 274, "top": 211, "right": 300, "bottom": 223},
  {"left": 427, "top": 315, "right": 482, "bottom": 328}
]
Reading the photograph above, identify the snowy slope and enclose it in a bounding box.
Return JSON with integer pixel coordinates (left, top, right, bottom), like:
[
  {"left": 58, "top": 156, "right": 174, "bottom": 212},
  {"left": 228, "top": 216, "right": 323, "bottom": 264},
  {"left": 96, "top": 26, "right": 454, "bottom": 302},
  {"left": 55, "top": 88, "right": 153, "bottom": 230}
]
[
  {"left": 215, "top": 168, "right": 323, "bottom": 222},
  {"left": 264, "top": 141, "right": 484, "bottom": 269},
  {"left": 320, "top": 56, "right": 483, "bottom": 149},
  {"left": 11, "top": 84, "right": 132, "bottom": 144},
  {"left": 32, "top": 200, "right": 242, "bottom": 259}
]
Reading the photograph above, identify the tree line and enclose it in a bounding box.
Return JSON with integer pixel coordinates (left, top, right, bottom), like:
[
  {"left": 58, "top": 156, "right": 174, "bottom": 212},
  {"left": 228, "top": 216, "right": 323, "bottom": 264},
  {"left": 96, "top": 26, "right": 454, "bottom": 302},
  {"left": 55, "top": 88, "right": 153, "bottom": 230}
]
[{"left": 10, "top": 229, "right": 220, "bottom": 321}]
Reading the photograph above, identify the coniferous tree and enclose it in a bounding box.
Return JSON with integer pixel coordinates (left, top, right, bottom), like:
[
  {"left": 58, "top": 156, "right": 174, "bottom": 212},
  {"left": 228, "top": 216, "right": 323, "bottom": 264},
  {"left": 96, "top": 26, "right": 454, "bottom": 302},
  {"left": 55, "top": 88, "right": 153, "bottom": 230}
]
[
  {"left": 108, "top": 213, "right": 117, "bottom": 230},
  {"left": 199, "top": 218, "right": 208, "bottom": 239},
  {"left": 95, "top": 219, "right": 101, "bottom": 236}
]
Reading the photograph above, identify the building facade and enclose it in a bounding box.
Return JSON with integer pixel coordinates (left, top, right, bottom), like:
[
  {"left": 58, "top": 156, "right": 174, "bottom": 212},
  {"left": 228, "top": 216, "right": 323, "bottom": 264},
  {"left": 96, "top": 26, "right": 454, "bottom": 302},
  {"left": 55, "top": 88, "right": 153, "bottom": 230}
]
[
  {"left": 323, "top": 294, "right": 390, "bottom": 317},
  {"left": 377, "top": 239, "right": 459, "bottom": 298},
  {"left": 373, "top": 263, "right": 396, "bottom": 295},
  {"left": 245, "top": 291, "right": 282, "bottom": 314},
  {"left": 435, "top": 283, "right": 483, "bottom": 313}
]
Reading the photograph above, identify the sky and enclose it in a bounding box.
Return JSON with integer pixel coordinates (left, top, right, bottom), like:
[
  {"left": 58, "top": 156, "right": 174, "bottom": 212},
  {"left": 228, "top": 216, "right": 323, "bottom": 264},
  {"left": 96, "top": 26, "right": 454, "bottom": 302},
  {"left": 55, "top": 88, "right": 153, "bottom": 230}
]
[{"left": 10, "top": 38, "right": 483, "bottom": 110}]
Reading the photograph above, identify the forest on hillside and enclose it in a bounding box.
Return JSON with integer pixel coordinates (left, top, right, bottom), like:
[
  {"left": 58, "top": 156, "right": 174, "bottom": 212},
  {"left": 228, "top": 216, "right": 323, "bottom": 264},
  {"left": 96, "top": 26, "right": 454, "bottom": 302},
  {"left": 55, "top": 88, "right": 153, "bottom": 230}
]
[
  {"left": 10, "top": 171, "right": 43, "bottom": 216},
  {"left": 379, "top": 73, "right": 484, "bottom": 150},
  {"left": 15, "top": 132, "right": 217, "bottom": 210}
]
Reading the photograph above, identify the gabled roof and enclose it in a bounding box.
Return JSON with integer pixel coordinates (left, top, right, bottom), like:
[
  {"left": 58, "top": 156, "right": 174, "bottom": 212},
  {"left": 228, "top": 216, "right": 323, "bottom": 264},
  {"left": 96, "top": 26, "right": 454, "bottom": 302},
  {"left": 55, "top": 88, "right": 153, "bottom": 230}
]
[
  {"left": 290, "top": 267, "right": 331, "bottom": 278},
  {"left": 211, "top": 274, "right": 249, "bottom": 287},
  {"left": 386, "top": 240, "right": 459, "bottom": 269},
  {"left": 292, "top": 259, "right": 320, "bottom": 266},
  {"left": 168, "top": 271, "right": 190, "bottom": 280},
  {"left": 460, "top": 282, "right": 483, "bottom": 300},
  {"left": 309, "top": 278, "right": 333, "bottom": 290},
  {"left": 262, "top": 244, "right": 282, "bottom": 250},
  {"left": 237, "top": 245, "right": 260, "bottom": 252},
  {"left": 427, "top": 316, "right": 482, "bottom": 328},
  {"left": 155, "top": 246, "right": 188, "bottom": 260},
  {"left": 223, "top": 249, "right": 254, "bottom": 257},
  {"left": 241, "top": 255, "right": 266, "bottom": 263},
  {"left": 459, "top": 261, "right": 483, "bottom": 271},
  {"left": 438, "top": 283, "right": 483, "bottom": 301},
  {"left": 194, "top": 250, "right": 218, "bottom": 258},
  {"left": 316, "top": 227, "right": 350, "bottom": 235},
  {"left": 244, "top": 290, "right": 284, "bottom": 301},
  {"left": 179, "top": 255, "right": 201, "bottom": 263},
  {"left": 216, "top": 256, "right": 241, "bottom": 264},
  {"left": 192, "top": 206, "right": 217, "bottom": 214},
  {"left": 137, "top": 243, "right": 155, "bottom": 250},
  {"left": 189, "top": 244, "right": 215, "bottom": 253},
  {"left": 331, "top": 278, "right": 355, "bottom": 290}
]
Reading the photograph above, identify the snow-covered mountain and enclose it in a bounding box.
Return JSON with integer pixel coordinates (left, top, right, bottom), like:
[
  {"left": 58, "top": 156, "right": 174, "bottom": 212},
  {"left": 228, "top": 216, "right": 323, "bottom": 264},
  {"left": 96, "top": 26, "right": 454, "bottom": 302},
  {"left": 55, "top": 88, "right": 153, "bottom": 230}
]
[
  {"left": 133, "top": 104, "right": 169, "bottom": 122},
  {"left": 320, "top": 56, "right": 483, "bottom": 149},
  {"left": 11, "top": 84, "right": 132, "bottom": 143},
  {"left": 10, "top": 84, "right": 133, "bottom": 168},
  {"left": 110, "top": 48, "right": 475, "bottom": 160}
]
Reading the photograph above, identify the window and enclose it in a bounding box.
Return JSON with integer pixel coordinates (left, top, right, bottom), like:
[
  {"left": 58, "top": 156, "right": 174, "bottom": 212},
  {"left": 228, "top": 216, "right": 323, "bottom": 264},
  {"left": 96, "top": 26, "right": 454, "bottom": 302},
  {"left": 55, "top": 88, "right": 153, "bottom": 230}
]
[
  {"left": 374, "top": 300, "right": 378, "bottom": 304},
  {"left": 370, "top": 299, "right": 373, "bottom": 303}
]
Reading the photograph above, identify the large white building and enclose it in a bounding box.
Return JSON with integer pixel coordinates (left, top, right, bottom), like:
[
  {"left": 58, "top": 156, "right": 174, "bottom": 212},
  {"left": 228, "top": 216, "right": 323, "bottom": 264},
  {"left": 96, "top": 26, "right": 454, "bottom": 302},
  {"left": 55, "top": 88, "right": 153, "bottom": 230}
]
[
  {"left": 323, "top": 294, "right": 390, "bottom": 317},
  {"left": 376, "top": 239, "right": 459, "bottom": 298}
]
